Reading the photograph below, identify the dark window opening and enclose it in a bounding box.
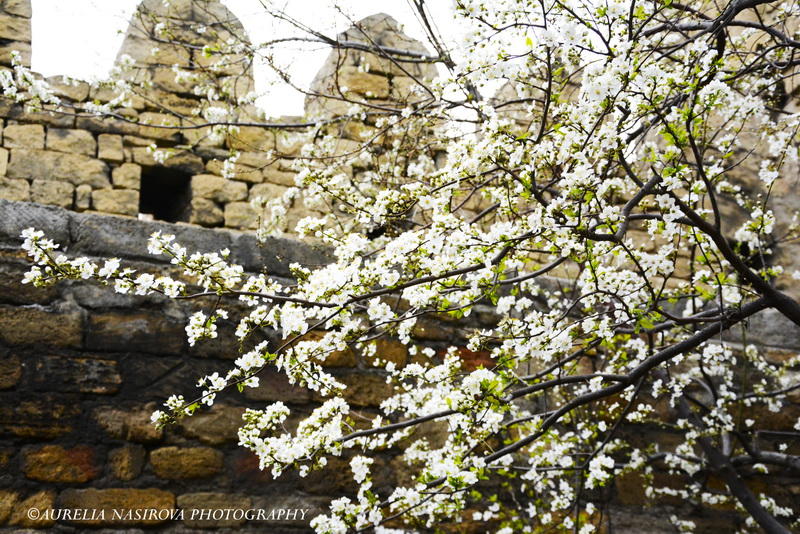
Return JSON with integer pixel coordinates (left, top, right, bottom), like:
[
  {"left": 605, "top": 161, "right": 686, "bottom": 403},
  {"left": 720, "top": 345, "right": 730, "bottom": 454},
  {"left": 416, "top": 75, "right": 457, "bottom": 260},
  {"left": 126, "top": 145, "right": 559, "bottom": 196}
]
[{"left": 138, "top": 167, "right": 192, "bottom": 223}]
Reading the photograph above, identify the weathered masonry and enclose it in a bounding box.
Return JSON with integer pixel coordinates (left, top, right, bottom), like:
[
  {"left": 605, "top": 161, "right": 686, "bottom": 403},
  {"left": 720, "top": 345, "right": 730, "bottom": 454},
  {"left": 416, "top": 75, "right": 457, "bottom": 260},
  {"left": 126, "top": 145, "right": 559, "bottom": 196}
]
[
  {"left": 0, "top": 0, "right": 434, "bottom": 233},
  {"left": 1, "top": 1, "right": 800, "bottom": 532},
  {"left": 0, "top": 2, "right": 458, "bottom": 530}
]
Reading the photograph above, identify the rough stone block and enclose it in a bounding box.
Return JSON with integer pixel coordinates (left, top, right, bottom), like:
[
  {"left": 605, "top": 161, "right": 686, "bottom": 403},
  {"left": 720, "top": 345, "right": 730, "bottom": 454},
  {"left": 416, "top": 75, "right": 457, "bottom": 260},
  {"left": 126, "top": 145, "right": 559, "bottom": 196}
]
[
  {"left": 242, "top": 367, "right": 311, "bottom": 403},
  {"left": 0, "top": 353, "right": 21, "bottom": 389},
  {"left": 138, "top": 111, "right": 181, "bottom": 140},
  {"left": 3, "top": 123, "right": 44, "bottom": 149},
  {"left": 64, "top": 280, "right": 154, "bottom": 309},
  {"left": 230, "top": 450, "right": 276, "bottom": 485},
  {"left": 411, "top": 318, "right": 453, "bottom": 341},
  {"left": 337, "top": 66, "right": 390, "bottom": 98},
  {"left": 263, "top": 165, "right": 296, "bottom": 186},
  {"left": 192, "top": 47, "right": 249, "bottom": 75},
  {"left": 92, "top": 188, "right": 139, "bottom": 216},
  {"left": 390, "top": 75, "right": 425, "bottom": 101},
  {"left": 131, "top": 146, "right": 157, "bottom": 166},
  {"left": 0, "top": 401, "right": 74, "bottom": 438},
  {"left": 75, "top": 183, "right": 92, "bottom": 209},
  {"left": 0, "top": 13, "right": 30, "bottom": 41},
  {"left": 191, "top": 173, "right": 247, "bottom": 203},
  {"left": 226, "top": 126, "right": 274, "bottom": 152},
  {"left": 276, "top": 132, "right": 307, "bottom": 155},
  {"left": 299, "top": 455, "right": 362, "bottom": 495},
  {"left": 0, "top": 40, "right": 30, "bottom": 67},
  {"left": 284, "top": 205, "right": 325, "bottom": 233},
  {"left": 236, "top": 151, "right": 271, "bottom": 168},
  {"left": 305, "top": 95, "right": 359, "bottom": 118},
  {"left": 122, "top": 134, "right": 153, "bottom": 146},
  {"left": 0, "top": 146, "right": 8, "bottom": 175},
  {"left": 7, "top": 149, "right": 109, "bottom": 187},
  {"left": 0, "top": 449, "right": 9, "bottom": 468},
  {"left": 181, "top": 123, "right": 224, "bottom": 147},
  {"left": 120, "top": 36, "right": 190, "bottom": 66},
  {"left": 0, "top": 490, "right": 16, "bottom": 524},
  {"left": 342, "top": 121, "right": 378, "bottom": 142},
  {"left": 150, "top": 446, "right": 224, "bottom": 479},
  {"left": 86, "top": 310, "right": 185, "bottom": 354},
  {"left": 30, "top": 178, "right": 73, "bottom": 207},
  {"left": 109, "top": 445, "right": 146, "bottom": 481},
  {"left": 445, "top": 346, "right": 494, "bottom": 371},
  {"left": 224, "top": 201, "right": 259, "bottom": 228},
  {"left": 68, "top": 208, "right": 232, "bottom": 262},
  {"left": 23, "top": 445, "right": 98, "bottom": 483},
  {"left": 89, "top": 85, "right": 145, "bottom": 108},
  {"left": 94, "top": 405, "right": 163, "bottom": 443},
  {"left": 0, "top": 447, "right": 16, "bottom": 468},
  {"left": 194, "top": 145, "right": 229, "bottom": 160},
  {"left": 3, "top": 0, "right": 32, "bottom": 18},
  {"left": 365, "top": 338, "right": 408, "bottom": 367},
  {"left": 330, "top": 138, "right": 362, "bottom": 157},
  {"left": 0, "top": 176, "right": 29, "bottom": 201},
  {"left": 131, "top": 147, "right": 204, "bottom": 173},
  {"left": 31, "top": 355, "right": 121, "bottom": 394},
  {"left": 178, "top": 493, "right": 252, "bottom": 528},
  {"left": 762, "top": 348, "right": 799, "bottom": 365},
  {"left": 320, "top": 372, "right": 393, "bottom": 407},
  {"left": 205, "top": 158, "right": 262, "bottom": 182},
  {"left": 0, "top": 199, "right": 63, "bottom": 246},
  {"left": 111, "top": 162, "right": 141, "bottom": 189},
  {"left": 249, "top": 181, "right": 288, "bottom": 202},
  {"left": 150, "top": 66, "right": 195, "bottom": 93},
  {"left": 188, "top": 196, "right": 223, "bottom": 226},
  {"left": 143, "top": 90, "right": 198, "bottom": 115},
  {"left": 726, "top": 308, "right": 800, "bottom": 350},
  {"left": 45, "top": 75, "right": 90, "bottom": 101},
  {"left": 2, "top": 0, "right": 33, "bottom": 19},
  {"left": 219, "top": 74, "right": 255, "bottom": 99},
  {"left": 345, "top": 47, "right": 434, "bottom": 79},
  {"left": 0, "top": 305, "right": 82, "bottom": 347},
  {"left": 2, "top": 102, "right": 74, "bottom": 127},
  {"left": 180, "top": 405, "right": 245, "bottom": 445},
  {"left": 0, "top": 256, "right": 58, "bottom": 304},
  {"left": 231, "top": 230, "right": 332, "bottom": 277},
  {"left": 76, "top": 116, "right": 139, "bottom": 135},
  {"left": 9, "top": 491, "right": 55, "bottom": 528},
  {"left": 121, "top": 356, "right": 228, "bottom": 399},
  {"left": 98, "top": 133, "right": 124, "bottom": 161},
  {"left": 57, "top": 488, "right": 175, "bottom": 527}
]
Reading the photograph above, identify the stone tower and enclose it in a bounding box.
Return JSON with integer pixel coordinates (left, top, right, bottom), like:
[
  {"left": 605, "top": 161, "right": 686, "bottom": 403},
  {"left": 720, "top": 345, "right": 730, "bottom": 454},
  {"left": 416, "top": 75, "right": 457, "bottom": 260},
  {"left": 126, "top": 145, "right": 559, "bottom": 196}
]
[
  {"left": 0, "top": 0, "right": 31, "bottom": 68},
  {"left": 116, "top": 0, "right": 253, "bottom": 102},
  {"left": 306, "top": 13, "right": 437, "bottom": 118}
]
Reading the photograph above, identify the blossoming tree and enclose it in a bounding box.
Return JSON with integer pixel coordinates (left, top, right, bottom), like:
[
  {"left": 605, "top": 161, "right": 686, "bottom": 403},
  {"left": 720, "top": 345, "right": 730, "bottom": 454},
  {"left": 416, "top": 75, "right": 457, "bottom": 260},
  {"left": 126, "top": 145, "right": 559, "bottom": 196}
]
[{"left": 10, "top": 0, "right": 800, "bottom": 531}]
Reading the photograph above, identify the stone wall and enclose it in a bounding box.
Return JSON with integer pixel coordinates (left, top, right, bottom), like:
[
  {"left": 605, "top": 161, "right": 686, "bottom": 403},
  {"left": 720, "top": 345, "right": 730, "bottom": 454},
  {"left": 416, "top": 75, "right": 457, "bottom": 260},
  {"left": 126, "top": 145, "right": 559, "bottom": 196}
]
[
  {"left": 0, "top": 1, "right": 435, "bottom": 236},
  {"left": 0, "top": 198, "right": 482, "bottom": 531},
  {"left": 1, "top": 199, "right": 799, "bottom": 532},
  {"left": 1, "top": 2, "right": 799, "bottom": 532},
  {"left": 0, "top": 4, "right": 463, "bottom": 531},
  {"left": 0, "top": 0, "right": 30, "bottom": 69},
  {"left": 0, "top": 101, "right": 299, "bottom": 229},
  {"left": 0, "top": 199, "right": 327, "bottom": 531},
  {"left": 0, "top": 0, "right": 301, "bottom": 232}
]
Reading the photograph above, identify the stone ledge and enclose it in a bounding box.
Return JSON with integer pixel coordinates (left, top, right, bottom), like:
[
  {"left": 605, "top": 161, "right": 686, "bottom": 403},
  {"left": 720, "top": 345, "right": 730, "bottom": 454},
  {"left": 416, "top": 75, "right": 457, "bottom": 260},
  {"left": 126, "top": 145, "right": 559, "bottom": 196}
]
[{"left": 0, "top": 199, "right": 331, "bottom": 277}]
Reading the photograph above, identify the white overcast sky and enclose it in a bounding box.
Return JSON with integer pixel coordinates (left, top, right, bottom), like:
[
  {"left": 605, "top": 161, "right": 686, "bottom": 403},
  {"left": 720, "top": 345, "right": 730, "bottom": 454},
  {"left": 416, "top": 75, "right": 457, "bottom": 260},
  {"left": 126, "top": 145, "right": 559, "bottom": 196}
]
[{"left": 30, "top": 0, "right": 463, "bottom": 117}]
